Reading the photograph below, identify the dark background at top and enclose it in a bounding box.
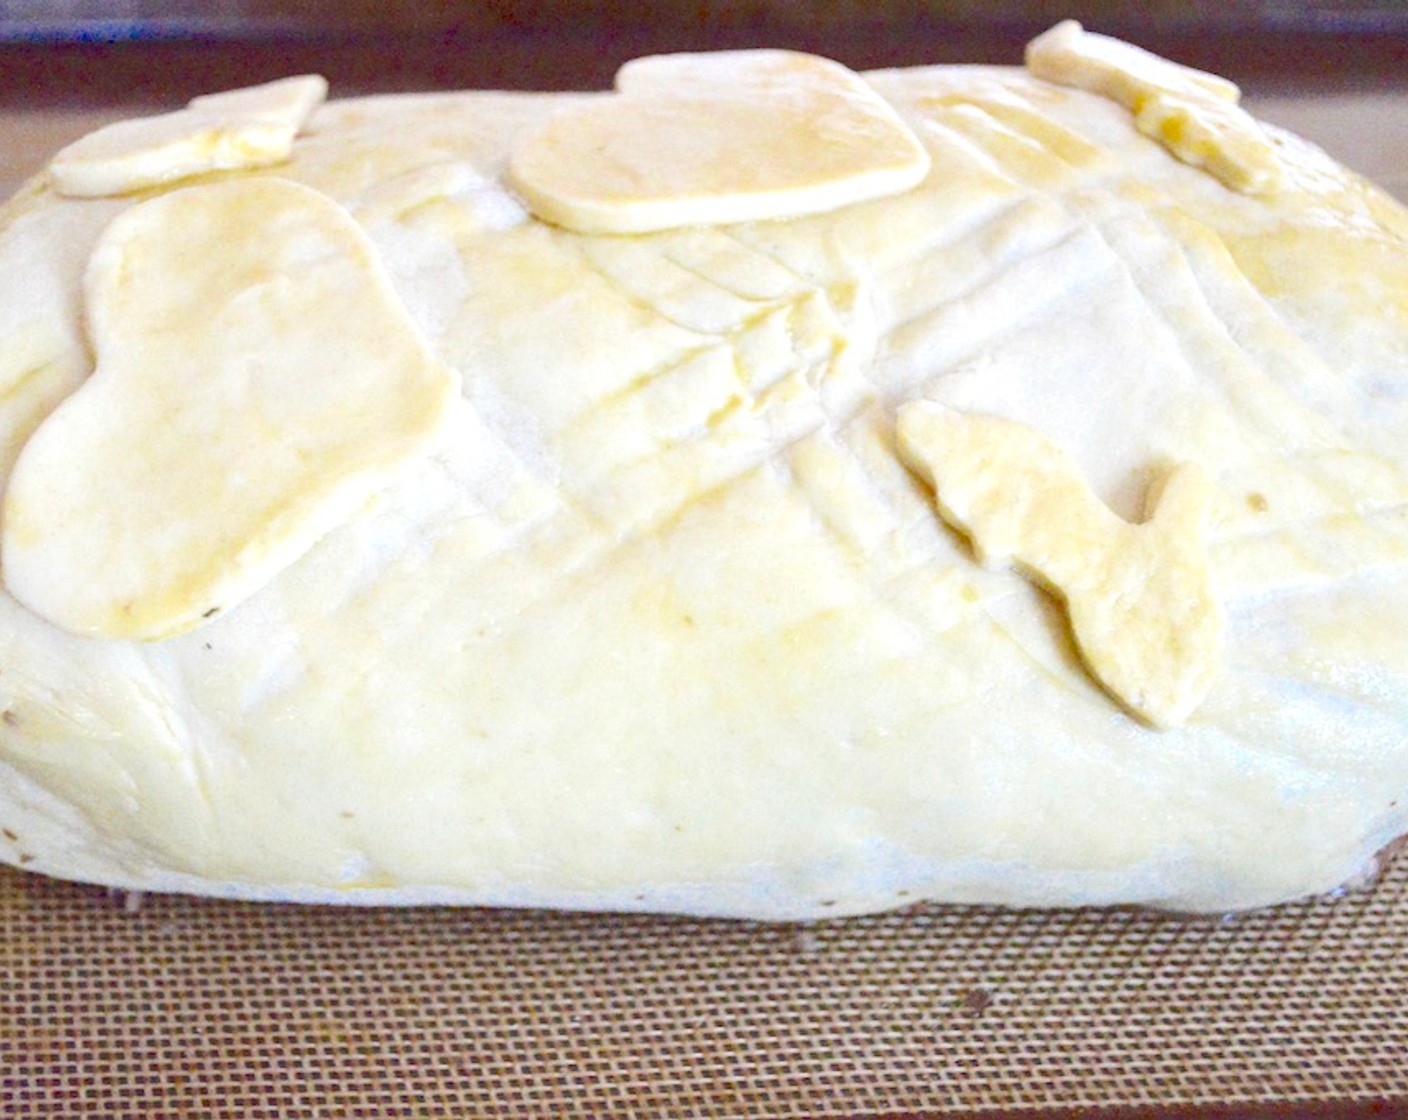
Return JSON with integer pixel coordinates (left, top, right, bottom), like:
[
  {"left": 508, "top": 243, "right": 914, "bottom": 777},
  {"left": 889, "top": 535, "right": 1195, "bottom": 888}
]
[{"left": 0, "top": 1, "right": 1405, "bottom": 104}]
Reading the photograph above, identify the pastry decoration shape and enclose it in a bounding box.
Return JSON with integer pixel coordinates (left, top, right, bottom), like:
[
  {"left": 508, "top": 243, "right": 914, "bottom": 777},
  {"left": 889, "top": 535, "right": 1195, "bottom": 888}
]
[
  {"left": 49, "top": 75, "right": 327, "bottom": 197},
  {"left": 507, "top": 50, "right": 931, "bottom": 232},
  {"left": 897, "top": 401, "right": 1223, "bottom": 728},
  {"left": 2, "top": 178, "right": 459, "bottom": 639},
  {"left": 0, "top": 25, "right": 1402, "bottom": 919},
  {"left": 1026, "top": 20, "right": 1281, "bottom": 192}
]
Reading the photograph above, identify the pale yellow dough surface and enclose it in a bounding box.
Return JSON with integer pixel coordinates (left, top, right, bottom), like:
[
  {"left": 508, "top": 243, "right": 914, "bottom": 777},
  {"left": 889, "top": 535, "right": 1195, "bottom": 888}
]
[{"left": 0, "top": 43, "right": 1407, "bottom": 918}]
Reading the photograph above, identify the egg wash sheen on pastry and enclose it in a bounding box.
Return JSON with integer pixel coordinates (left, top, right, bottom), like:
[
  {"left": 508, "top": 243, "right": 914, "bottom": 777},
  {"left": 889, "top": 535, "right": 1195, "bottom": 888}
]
[{"left": 0, "top": 22, "right": 1406, "bottom": 919}]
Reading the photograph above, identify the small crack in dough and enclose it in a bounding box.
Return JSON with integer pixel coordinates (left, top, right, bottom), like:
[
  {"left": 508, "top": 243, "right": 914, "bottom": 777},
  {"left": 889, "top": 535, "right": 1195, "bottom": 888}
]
[
  {"left": 896, "top": 400, "right": 1224, "bottom": 728},
  {"left": 49, "top": 75, "right": 327, "bottom": 198},
  {"left": 507, "top": 50, "right": 931, "bottom": 234}
]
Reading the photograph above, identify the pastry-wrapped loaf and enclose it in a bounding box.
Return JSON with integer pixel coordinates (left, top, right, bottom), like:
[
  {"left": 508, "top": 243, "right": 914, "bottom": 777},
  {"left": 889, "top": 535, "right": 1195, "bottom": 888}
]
[{"left": 1, "top": 25, "right": 1406, "bottom": 917}]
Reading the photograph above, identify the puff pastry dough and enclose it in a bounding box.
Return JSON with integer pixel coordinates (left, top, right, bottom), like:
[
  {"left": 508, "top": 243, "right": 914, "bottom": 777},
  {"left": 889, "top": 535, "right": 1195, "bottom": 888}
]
[{"left": 0, "top": 28, "right": 1405, "bottom": 918}]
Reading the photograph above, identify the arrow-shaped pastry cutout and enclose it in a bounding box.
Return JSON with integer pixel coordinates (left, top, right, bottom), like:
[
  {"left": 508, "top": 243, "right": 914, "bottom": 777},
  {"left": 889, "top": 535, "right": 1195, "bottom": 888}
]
[
  {"left": 897, "top": 401, "right": 1224, "bottom": 728},
  {"left": 1, "top": 178, "right": 459, "bottom": 640}
]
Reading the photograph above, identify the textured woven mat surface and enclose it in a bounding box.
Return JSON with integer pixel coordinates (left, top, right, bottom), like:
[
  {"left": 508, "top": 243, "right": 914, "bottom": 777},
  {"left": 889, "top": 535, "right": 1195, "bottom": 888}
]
[{"left": 4, "top": 850, "right": 1408, "bottom": 1119}]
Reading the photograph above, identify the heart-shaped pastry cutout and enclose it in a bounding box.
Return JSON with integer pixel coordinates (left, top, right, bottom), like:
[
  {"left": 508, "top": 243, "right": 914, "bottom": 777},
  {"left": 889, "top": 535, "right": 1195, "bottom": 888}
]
[
  {"left": 49, "top": 75, "right": 327, "bottom": 198},
  {"left": 2, "top": 177, "right": 459, "bottom": 640},
  {"left": 507, "top": 50, "right": 931, "bottom": 234}
]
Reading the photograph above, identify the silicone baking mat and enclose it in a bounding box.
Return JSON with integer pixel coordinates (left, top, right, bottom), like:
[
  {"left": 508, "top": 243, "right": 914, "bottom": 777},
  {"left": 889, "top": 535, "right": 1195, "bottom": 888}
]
[{"left": 4, "top": 848, "right": 1407, "bottom": 1118}]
